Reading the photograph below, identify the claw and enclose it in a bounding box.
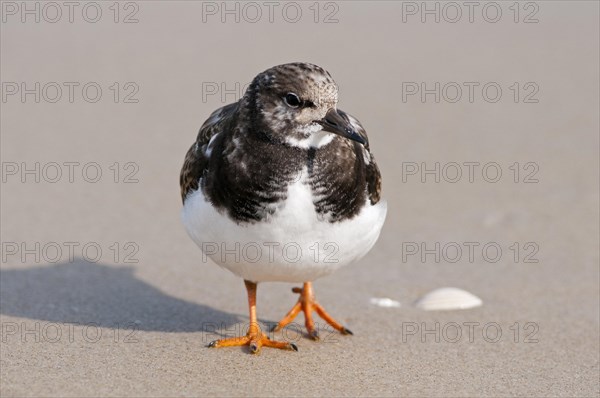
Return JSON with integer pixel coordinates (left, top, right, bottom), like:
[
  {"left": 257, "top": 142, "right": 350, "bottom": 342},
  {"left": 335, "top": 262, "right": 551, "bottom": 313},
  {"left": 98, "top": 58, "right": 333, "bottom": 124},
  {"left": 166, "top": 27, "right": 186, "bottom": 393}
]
[
  {"left": 275, "top": 282, "right": 353, "bottom": 342},
  {"left": 289, "top": 343, "right": 299, "bottom": 352},
  {"left": 210, "top": 281, "right": 297, "bottom": 354}
]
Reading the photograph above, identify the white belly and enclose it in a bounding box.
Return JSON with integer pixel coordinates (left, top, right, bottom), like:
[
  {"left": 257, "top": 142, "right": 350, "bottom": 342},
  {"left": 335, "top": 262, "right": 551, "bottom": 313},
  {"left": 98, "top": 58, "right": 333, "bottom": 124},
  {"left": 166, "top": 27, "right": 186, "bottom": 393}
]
[{"left": 181, "top": 176, "right": 387, "bottom": 283}]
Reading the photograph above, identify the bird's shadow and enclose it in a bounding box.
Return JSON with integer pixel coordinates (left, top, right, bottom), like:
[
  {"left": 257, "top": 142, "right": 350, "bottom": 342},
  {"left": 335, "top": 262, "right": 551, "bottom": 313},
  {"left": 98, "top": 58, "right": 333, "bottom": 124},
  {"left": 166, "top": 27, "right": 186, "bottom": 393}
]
[{"left": 0, "top": 259, "right": 243, "bottom": 334}]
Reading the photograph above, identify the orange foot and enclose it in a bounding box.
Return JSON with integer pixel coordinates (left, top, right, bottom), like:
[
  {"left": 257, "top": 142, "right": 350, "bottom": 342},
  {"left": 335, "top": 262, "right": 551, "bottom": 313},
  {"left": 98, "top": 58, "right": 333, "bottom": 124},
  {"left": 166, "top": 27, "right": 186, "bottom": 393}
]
[
  {"left": 207, "top": 323, "right": 298, "bottom": 354},
  {"left": 207, "top": 280, "right": 297, "bottom": 354},
  {"left": 272, "top": 282, "right": 353, "bottom": 340}
]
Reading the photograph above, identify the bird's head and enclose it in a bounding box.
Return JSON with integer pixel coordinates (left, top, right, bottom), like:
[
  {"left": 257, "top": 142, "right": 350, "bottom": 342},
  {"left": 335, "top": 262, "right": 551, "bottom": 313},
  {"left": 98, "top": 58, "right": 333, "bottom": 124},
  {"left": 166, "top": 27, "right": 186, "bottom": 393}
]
[{"left": 241, "top": 62, "right": 365, "bottom": 148}]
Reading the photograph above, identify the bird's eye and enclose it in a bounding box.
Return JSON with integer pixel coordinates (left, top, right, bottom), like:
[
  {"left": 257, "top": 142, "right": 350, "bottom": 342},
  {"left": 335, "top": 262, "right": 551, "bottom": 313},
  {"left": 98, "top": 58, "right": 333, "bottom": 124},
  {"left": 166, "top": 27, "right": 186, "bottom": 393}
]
[{"left": 284, "top": 93, "right": 302, "bottom": 108}]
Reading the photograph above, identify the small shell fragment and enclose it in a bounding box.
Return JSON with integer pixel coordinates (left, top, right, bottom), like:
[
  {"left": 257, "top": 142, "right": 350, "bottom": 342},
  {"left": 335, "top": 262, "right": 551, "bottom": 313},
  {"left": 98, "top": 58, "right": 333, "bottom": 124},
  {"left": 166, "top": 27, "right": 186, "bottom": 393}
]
[
  {"left": 370, "top": 297, "right": 401, "bottom": 308},
  {"left": 415, "top": 287, "right": 482, "bottom": 311}
]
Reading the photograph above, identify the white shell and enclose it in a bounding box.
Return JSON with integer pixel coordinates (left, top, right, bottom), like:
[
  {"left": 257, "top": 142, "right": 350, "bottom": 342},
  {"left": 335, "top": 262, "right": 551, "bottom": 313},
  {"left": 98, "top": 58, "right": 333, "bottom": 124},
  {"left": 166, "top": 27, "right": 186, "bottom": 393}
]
[
  {"left": 369, "top": 297, "right": 401, "bottom": 308},
  {"left": 415, "top": 287, "right": 482, "bottom": 311}
]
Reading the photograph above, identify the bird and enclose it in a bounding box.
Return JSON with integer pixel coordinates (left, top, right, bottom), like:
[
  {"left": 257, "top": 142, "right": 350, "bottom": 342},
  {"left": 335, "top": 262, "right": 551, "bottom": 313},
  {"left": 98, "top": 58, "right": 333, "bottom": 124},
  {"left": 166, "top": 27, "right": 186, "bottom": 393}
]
[{"left": 180, "top": 62, "right": 387, "bottom": 354}]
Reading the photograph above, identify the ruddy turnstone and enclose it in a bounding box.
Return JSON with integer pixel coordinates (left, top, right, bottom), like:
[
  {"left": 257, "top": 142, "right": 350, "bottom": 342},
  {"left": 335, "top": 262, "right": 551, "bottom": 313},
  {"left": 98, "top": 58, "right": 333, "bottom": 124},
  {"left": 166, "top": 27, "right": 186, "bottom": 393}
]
[{"left": 180, "top": 62, "right": 387, "bottom": 354}]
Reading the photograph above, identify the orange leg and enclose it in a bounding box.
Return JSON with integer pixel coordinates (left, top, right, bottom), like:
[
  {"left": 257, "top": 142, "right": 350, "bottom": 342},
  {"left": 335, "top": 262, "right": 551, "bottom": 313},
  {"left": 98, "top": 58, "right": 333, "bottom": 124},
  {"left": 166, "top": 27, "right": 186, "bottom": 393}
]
[
  {"left": 272, "top": 282, "right": 353, "bottom": 340},
  {"left": 207, "top": 280, "right": 298, "bottom": 354}
]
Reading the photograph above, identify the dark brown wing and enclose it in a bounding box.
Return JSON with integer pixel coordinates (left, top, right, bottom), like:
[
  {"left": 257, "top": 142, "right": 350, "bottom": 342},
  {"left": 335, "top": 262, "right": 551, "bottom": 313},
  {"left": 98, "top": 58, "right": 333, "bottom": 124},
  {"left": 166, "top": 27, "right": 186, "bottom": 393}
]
[
  {"left": 179, "top": 103, "right": 238, "bottom": 202},
  {"left": 338, "top": 109, "right": 382, "bottom": 205},
  {"left": 365, "top": 154, "right": 382, "bottom": 205}
]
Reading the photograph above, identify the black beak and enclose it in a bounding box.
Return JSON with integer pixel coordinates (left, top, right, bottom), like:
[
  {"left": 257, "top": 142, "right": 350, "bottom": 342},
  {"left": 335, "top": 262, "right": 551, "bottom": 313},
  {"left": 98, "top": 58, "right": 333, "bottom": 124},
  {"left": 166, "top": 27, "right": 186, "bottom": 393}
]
[{"left": 317, "top": 108, "right": 366, "bottom": 145}]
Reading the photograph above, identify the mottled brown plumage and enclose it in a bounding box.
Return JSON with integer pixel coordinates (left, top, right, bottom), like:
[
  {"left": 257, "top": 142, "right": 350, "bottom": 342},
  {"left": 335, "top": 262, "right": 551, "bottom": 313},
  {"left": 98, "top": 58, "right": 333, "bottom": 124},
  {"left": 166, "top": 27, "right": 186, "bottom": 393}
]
[{"left": 180, "top": 63, "right": 382, "bottom": 223}]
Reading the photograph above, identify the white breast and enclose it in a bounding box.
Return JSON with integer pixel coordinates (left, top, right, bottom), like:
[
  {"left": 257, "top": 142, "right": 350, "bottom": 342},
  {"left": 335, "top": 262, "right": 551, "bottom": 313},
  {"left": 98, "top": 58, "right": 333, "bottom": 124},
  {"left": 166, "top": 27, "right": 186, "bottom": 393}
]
[{"left": 181, "top": 170, "right": 387, "bottom": 283}]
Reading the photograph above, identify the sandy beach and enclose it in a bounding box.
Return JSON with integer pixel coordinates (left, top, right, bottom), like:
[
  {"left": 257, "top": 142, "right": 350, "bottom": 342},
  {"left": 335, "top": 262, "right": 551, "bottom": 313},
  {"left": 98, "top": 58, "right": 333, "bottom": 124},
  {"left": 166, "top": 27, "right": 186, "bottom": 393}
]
[{"left": 1, "top": 2, "right": 598, "bottom": 396}]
